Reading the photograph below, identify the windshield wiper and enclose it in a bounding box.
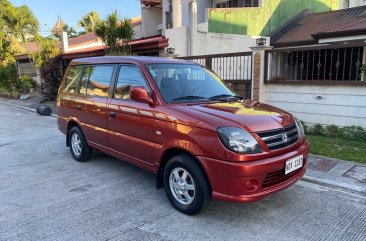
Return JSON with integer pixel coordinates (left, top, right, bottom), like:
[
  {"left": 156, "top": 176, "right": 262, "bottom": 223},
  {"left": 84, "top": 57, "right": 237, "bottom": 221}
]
[
  {"left": 208, "top": 94, "right": 243, "bottom": 102},
  {"left": 171, "top": 95, "right": 206, "bottom": 101}
]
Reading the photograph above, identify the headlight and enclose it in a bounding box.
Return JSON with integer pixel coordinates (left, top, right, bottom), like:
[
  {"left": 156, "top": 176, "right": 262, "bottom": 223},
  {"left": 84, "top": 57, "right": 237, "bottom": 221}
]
[
  {"left": 295, "top": 118, "right": 305, "bottom": 138},
  {"left": 217, "top": 127, "right": 263, "bottom": 154}
]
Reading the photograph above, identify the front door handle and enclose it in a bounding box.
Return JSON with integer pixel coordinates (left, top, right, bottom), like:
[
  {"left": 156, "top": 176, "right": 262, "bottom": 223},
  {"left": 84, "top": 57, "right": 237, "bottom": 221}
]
[
  {"left": 110, "top": 111, "right": 116, "bottom": 118},
  {"left": 76, "top": 105, "right": 82, "bottom": 110}
]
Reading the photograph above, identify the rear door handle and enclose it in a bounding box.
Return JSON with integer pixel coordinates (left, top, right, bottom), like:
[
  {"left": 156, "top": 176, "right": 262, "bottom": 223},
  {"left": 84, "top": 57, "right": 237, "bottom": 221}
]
[
  {"left": 110, "top": 111, "right": 116, "bottom": 118},
  {"left": 76, "top": 105, "right": 82, "bottom": 110}
]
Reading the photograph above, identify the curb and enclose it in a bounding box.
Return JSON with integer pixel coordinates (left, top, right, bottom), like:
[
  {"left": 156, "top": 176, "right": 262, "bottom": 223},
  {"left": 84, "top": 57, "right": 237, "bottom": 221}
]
[
  {"left": 302, "top": 175, "right": 366, "bottom": 198},
  {"left": 0, "top": 100, "right": 58, "bottom": 118}
]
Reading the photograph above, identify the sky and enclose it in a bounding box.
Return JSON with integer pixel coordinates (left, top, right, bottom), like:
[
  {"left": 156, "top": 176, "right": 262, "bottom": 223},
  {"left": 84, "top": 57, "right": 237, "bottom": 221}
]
[{"left": 10, "top": 0, "right": 141, "bottom": 35}]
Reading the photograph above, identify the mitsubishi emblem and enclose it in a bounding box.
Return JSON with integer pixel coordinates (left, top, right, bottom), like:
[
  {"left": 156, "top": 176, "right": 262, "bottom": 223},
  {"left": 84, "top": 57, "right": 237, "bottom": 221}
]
[{"left": 282, "top": 132, "right": 288, "bottom": 143}]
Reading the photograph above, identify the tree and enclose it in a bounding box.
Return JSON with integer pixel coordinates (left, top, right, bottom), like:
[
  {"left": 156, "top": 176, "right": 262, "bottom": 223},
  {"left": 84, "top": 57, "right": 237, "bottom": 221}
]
[
  {"left": 30, "top": 36, "right": 60, "bottom": 69},
  {"left": 2, "top": 4, "right": 38, "bottom": 42},
  {"left": 39, "top": 55, "right": 63, "bottom": 100},
  {"left": 78, "top": 10, "right": 101, "bottom": 32},
  {"left": 95, "top": 11, "right": 134, "bottom": 55},
  {"left": 0, "top": 0, "right": 39, "bottom": 64}
]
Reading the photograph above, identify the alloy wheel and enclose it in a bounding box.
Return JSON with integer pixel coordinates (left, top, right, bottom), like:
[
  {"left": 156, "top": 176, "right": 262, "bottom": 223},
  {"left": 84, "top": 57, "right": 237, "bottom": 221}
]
[{"left": 169, "top": 167, "right": 196, "bottom": 205}]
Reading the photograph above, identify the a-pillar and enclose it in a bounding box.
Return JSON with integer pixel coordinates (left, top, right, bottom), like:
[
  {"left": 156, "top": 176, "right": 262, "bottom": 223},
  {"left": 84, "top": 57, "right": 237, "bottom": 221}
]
[{"left": 250, "top": 45, "right": 272, "bottom": 102}]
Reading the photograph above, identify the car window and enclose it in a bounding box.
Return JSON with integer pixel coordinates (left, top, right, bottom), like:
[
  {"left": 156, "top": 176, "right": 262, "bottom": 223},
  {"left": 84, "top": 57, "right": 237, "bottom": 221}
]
[
  {"left": 146, "top": 64, "right": 235, "bottom": 103},
  {"left": 63, "top": 65, "right": 82, "bottom": 93},
  {"left": 114, "top": 65, "right": 149, "bottom": 100},
  {"left": 79, "top": 66, "right": 91, "bottom": 95},
  {"left": 79, "top": 65, "right": 114, "bottom": 97}
]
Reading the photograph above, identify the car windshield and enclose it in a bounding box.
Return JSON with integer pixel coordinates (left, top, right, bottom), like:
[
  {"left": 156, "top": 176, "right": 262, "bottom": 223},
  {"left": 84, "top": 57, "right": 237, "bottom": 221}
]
[{"left": 146, "top": 63, "right": 237, "bottom": 103}]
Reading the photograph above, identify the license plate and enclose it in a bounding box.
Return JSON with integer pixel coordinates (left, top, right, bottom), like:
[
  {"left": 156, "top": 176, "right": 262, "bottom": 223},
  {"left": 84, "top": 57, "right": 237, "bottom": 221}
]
[{"left": 285, "top": 155, "right": 303, "bottom": 175}]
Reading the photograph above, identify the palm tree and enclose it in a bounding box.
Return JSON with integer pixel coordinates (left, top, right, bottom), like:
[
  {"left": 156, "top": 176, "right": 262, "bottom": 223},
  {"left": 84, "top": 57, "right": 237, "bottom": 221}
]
[
  {"left": 2, "top": 4, "right": 38, "bottom": 41},
  {"left": 95, "top": 11, "right": 134, "bottom": 55},
  {"left": 78, "top": 10, "right": 101, "bottom": 32},
  {"left": 0, "top": 0, "right": 39, "bottom": 63}
]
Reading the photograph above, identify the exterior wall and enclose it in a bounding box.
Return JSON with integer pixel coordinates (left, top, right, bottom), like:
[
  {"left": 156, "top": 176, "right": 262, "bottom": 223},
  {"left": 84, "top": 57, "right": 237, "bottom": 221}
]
[
  {"left": 17, "top": 61, "right": 41, "bottom": 85},
  {"left": 197, "top": 0, "right": 212, "bottom": 23},
  {"left": 194, "top": 32, "right": 259, "bottom": 55},
  {"left": 342, "top": 0, "right": 366, "bottom": 8},
  {"left": 165, "top": 24, "right": 266, "bottom": 56},
  {"left": 133, "top": 24, "right": 142, "bottom": 39},
  {"left": 208, "top": 0, "right": 340, "bottom": 36},
  {"left": 265, "top": 84, "right": 366, "bottom": 128},
  {"left": 165, "top": 26, "right": 189, "bottom": 56},
  {"left": 172, "top": 0, "right": 189, "bottom": 28},
  {"left": 141, "top": 7, "right": 162, "bottom": 38}
]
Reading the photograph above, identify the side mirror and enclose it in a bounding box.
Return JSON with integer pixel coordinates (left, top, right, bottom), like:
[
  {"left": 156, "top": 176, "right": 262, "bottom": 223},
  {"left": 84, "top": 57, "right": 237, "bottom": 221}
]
[{"left": 130, "top": 86, "right": 154, "bottom": 105}]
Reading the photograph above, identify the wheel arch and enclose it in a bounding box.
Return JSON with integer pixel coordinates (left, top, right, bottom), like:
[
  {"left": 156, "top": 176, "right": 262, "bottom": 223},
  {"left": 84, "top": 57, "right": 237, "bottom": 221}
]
[
  {"left": 156, "top": 147, "right": 212, "bottom": 192},
  {"left": 66, "top": 120, "right": 80, "bottom": 147}
]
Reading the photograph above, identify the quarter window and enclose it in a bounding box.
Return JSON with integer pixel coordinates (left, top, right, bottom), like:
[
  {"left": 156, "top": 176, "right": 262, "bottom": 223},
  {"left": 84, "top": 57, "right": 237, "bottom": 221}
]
[
  {"left": 64, "top": 66, "right": 82, "bottom": 93},
  {"left": 79, "top": 65, "right": 114, "bottom": 97},
  {"left": 114, "top": 65, "right": 149, "bottom": 100}
]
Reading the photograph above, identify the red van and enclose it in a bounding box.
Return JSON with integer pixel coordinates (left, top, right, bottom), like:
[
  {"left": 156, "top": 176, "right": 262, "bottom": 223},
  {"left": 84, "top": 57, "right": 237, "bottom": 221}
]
[{"left": 57, "top": 56, "right": 309, "bottom": 215}]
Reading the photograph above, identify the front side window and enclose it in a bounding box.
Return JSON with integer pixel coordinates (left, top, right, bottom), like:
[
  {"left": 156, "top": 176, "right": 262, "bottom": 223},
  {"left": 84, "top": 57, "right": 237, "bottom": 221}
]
[
  {"left": 79, "top": 65, "right": 114, "bottom": 97},
  {"left": 114, "top": 65, "right": 149, "bottom": 100},
  {"left": 146, "top": 64, "right": 236, "bottom": 103},
  {"left": 63, "top": 65, "right": 82, "bottom": 93}
]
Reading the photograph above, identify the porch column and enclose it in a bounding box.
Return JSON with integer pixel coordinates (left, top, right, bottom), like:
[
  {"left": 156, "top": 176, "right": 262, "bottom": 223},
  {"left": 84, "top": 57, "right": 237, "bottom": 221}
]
[
  {"left": 172, "top": 0, "right": 183, "bottom": 28},
  {"left": 250, "top": 45, "right": 272, "bottom": 102}
]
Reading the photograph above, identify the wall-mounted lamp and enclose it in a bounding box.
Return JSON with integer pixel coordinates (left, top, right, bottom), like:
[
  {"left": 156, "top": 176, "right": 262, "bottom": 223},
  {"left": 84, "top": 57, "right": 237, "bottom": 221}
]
[
  {"left": 167, "top": 47, "right": 175, "bottom": 54},
  {"left": 256, "top": 37, "right": 266, "bottom": 46}
]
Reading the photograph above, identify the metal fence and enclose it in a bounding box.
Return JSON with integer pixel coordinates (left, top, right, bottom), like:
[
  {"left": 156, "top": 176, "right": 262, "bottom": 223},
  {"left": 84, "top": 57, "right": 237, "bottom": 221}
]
[
  {"left": 265, "top": 45, "right": 365, "bottom": 83},
  {"left": 178, "top": 52, "right": 252, "bottom": 99}
]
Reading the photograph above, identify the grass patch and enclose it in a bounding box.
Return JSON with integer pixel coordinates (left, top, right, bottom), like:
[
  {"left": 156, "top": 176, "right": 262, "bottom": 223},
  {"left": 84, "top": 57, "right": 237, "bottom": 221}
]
[
  {"left": 303, "top": 124, "right": 366, "bottom": 164},
  {"left": 306, "top": 134, "right": 366, "bottom": 164}
]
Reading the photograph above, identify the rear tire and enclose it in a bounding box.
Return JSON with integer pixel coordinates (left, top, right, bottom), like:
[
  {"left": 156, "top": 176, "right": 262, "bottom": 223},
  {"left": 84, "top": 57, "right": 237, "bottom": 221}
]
[
  {"left": 69, "top": 126, "right": 93, "bottom": 162},
  {"left": 163, "top": 154, "right": 211, "bottom": 215}
]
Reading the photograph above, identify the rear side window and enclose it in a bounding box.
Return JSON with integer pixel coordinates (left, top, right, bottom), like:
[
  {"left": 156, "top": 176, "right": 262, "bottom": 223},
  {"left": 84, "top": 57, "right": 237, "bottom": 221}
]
[
  {"left": 63, "top": 66, "right": 82, "bottom": 93},
  {"left": 79, "top": 65, "right": 114, "bottom": 97},
  {"left": 114, "top": 65, "right": 149, "bottom": 100}
]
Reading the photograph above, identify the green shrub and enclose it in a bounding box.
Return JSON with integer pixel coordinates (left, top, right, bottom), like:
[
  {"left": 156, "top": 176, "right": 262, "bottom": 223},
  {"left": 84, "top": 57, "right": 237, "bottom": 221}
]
[
  {"left": 16, "top": 75, "right": 36, "bottom": 93},
  {"left": 325, "top": 125, "right": 340, "bottom": 136},
  {"left": 39, "top": 56, "right": 62, "bottom": 100},
  {"left": 341, "top": 125, "right": 366, "bottom": 141},
  {"left": 312, "top": 124, "right": 325, "bottom": 135},
  {"left": 0, "top": 62, "right": 17, "bottom": 90},
  {"left": 305, "top": 122, "right": 366, "bottom": 142}
]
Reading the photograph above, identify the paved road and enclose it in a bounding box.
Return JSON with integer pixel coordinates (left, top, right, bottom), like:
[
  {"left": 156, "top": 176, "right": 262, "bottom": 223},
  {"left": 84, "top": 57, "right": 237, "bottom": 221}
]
[{"left": 0, "top": 103, "right": 365, "bottom": 241}]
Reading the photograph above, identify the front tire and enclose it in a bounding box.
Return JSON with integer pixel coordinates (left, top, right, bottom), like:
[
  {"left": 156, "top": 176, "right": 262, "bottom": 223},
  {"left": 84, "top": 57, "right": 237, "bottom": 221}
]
[
  {"left": 69, "top": 126, "right": 93, "bottom": 162},
  {"left": 163, "top": 154, "right": 211, "bottom": 215}
]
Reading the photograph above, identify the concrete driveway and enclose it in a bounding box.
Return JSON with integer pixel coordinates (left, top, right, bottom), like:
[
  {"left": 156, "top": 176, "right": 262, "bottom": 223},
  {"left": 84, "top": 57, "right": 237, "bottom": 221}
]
[{"left": 0, "top": 103, "right": 365, "bottom": 241}]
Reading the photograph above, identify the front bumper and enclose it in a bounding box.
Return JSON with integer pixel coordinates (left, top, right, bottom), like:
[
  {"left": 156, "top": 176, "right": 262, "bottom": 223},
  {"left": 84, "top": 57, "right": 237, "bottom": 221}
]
[{"left": 197, "top": 141, "right": 309, "bottom": 202}]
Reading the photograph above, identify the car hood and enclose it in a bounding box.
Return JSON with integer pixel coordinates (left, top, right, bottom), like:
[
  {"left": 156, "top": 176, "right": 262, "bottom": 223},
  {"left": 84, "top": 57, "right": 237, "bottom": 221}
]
[{"left": 174, "top": 100, "right": 294, "bottom": 132}]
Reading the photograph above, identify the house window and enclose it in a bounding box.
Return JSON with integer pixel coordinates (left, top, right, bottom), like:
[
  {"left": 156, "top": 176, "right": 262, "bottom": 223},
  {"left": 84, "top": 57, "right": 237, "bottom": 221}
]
[
  {"left": 18, "top": 61, "right": 37, "bottom": 78},
  {"left": 267, "top": 47, "right": 364, "bottom": 82},
  {"left": 240, "top": 0, "right": 259, "bottom": 7},
  {"left": 215, "top": 0, "right": 259, "bottom": 8},
  {"left": 165, "top": 1, "right": 172, "bottom": 29}
]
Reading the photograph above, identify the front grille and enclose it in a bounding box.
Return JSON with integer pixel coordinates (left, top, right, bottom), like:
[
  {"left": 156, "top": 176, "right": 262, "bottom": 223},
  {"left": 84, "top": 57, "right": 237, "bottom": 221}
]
[
  {"left": 257, "top": 124, "right": 299, "bottom": 151},
  {"left": 262, "top": 168, "right": 302, "bottom": 189}
]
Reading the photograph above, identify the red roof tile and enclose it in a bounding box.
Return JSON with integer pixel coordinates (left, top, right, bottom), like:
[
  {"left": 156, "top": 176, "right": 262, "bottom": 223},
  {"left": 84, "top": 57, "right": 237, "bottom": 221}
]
[
  {"left": 21, "top": 42, "right": 42, "bottom": 54},
  {"left": 68, "top": 32, "right": 99, "bottom": 47}
]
